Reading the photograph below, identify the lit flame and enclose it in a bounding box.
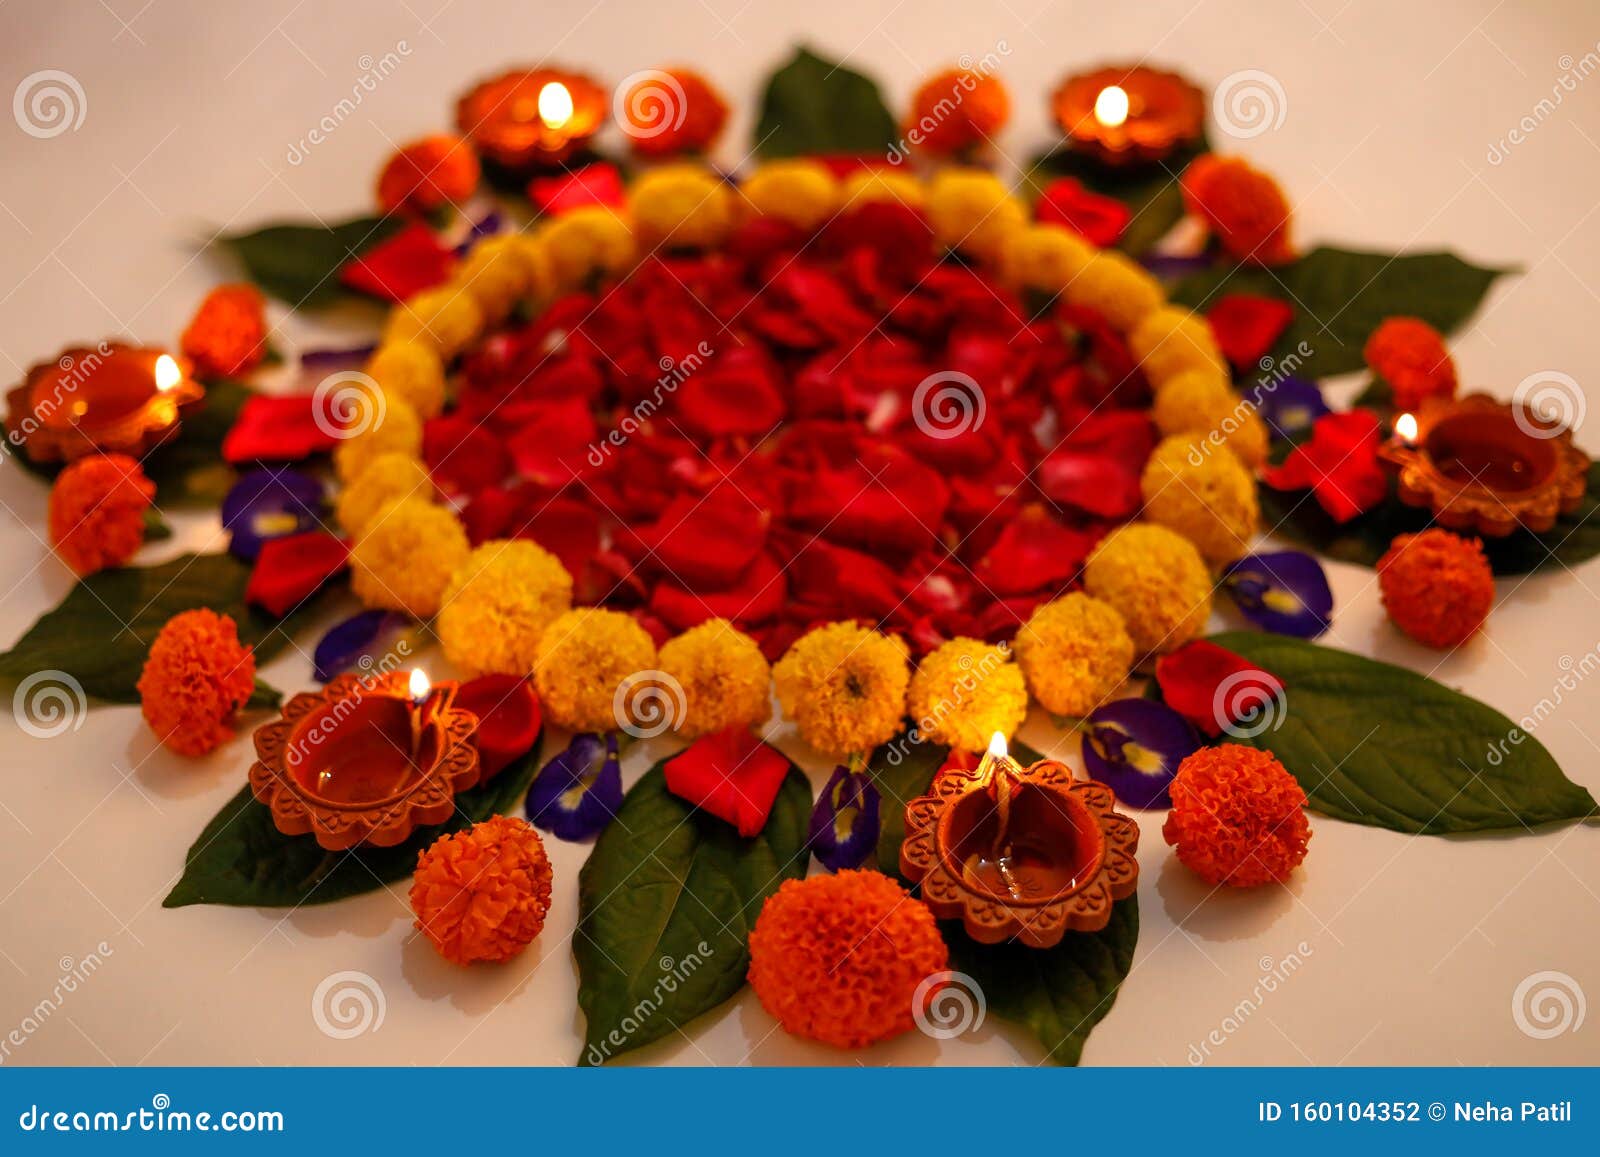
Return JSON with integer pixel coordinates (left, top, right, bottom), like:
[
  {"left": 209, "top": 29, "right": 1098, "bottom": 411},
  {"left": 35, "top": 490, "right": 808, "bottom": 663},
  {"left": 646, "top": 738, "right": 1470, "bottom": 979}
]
[
  {"left": 408, "top": 668, "right": 431, "bottom": 702},
  {"left": 153, "top": 354, "right": 183, "bottom": 392},
  {"left": 1093, "top": 85, "right": 1130, "bottom": 129},
  {"left": 987, "top": 732, "right": 1008, "bottom": 760},
  {"left": 1395, "top": 412, "right": 1418, "bottom": 443},
  {"left": 537, "top": 81, "right": 574, "bottom": 130}
]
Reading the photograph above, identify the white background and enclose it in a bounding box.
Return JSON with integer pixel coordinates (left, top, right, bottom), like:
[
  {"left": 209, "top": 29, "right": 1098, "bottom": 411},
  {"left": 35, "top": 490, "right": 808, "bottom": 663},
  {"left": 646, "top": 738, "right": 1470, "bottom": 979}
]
[{"left": 0, "top": 0, "right": 1597, "bottom": 1067}]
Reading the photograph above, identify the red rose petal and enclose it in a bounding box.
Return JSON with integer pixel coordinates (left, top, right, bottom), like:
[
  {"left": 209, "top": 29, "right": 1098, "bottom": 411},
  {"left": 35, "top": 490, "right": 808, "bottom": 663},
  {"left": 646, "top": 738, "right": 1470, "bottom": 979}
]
[
  {"left": 1037, "top": 451, "right": 1143, "bottom": 519},
  {"left": 339, "top": 222, "right": 456, "bottom": 303},
  {"left": 454, "top": 674, "right": 542, "bottom": 779},
  {"left": 626, "top": 486, "right": 770, "bottom": 589},
  {"left": 423, "top": 414, "right": 511, "bottom": 496},
  {"left": 1262, "top": 409, "right": 1387, "bottom": 523},
  {"left": 649, "top": 552, "right": 788, "bottom": 631},
  {"left": 1208, "top": 294, "right": 1294, "bottom": 368},
  {"left": 245, "top": 531, "right": 349, "bottom": 617},
  {"left": 1035, "top": 177, "right": 1133, "bottom": 248},
  {"left": 663, "top": 727, "right": 792, "bottom": 837},
  {"left": 527, "top": 163, "right": 625, "bottom": 215},
  {"left": 974, "top": 504, "right": 1100, "bottom": 598},
  {"left": 222, "top": 395, "right": 339, "bottom": 464},
  {"left": 1155, "top": 640, "right": 1284, "bottom": 738}
]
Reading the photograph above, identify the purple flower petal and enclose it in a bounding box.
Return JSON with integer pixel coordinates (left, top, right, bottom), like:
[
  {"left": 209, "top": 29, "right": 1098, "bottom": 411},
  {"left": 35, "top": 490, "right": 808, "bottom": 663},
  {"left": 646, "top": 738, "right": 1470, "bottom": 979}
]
[
  {"left": 455, "top": 210, "right": 504, "bottom": 257},
  {"left": 808, "top": 765, "right": 880, "bottom": 872},
  {"left": 1245, "top": 376, "right": 1330, "bottom": 442},
  {"left": 1081, "top": 699, "right": 1199, "bottom": 809},
  {"left": 1220, "top": 550, "right": 1335, "bottom": 639},
  {"left": 221, "top": 467, "right": 325, "bottom": 560},
  {"left": 526, "top": 732, "right": 622, "bottom": 842},
  {"left": 298, "top": 345, "right": 377, "bottom": 372},
  {"left": 311, "top": 610, "right": 414, "bottom": 683}
]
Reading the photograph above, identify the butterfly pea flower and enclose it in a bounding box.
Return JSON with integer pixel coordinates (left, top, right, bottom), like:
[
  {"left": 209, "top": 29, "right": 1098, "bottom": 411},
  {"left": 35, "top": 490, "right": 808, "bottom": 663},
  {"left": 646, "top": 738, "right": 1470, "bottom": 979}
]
[
  {"left": 221, "top": 467, "right": 325, "bottom": 561},
  {"left": 1080, "top": 698, "right": 1199, "bottom": 810},
  {"left": 526, "top": 732, "right": 621, "bottom": 842},
  {"left": 1220, "top": 550, "right": 1334, "bottom": 638},
  {"left": 807, "top": 765, "right": 881, "bottom": 872},
  {"left": 1245, "top": 375, "right": 1330, "bottom": 442},
  {"left": 311, "top": 609, "right": 416, "bottom": 683}
]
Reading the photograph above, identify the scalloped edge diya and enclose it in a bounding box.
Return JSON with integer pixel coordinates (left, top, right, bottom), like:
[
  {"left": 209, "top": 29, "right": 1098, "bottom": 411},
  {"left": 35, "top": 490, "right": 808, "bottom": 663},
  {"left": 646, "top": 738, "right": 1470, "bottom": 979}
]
[
  {"left": 249, "top": 671, "right": 482, "bottom": 851},
  {"left": 1379, "top": 392, "right": 1590, "bottom": 538},
  {"left": 455, "top": 67, "right": 608, "bottom": 171},
  {"left": 900, "top": 738, "right": 1139, "bottom": 948},
  {"left": 4, "top": 343, "right": 204, "bottom": 464},
  {"left": 1051, "top": 64, "right": 1205, "bottom": 166}
]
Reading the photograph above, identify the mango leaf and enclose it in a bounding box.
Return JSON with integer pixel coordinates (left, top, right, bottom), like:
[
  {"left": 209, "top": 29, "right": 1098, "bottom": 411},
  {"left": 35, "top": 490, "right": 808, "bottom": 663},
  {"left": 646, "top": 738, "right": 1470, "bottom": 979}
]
[
  {"left": 247, "top": 678, "right": 283, "bottom": 710},
  {"left": 0, "top": 552, "right": 335, "bottom": 704},
  {"left": 216, "top": 215, "right": 403, "bottom": 308},
  {"left": 1023, "top": 138, "right": 1208, "bottom": 257},
  {"left": 144, "top": 379, "right": 252, "bottom": 506},
  {"left": 754, "top": 46, "right": 898, "bottom": 160},
  {"left": 870, "top": 739, "right": 946, "bottom": 877},
  {"left": 141, "top": 508, "right": 172, "bottom": 542},
  {"left": 946, "top": 895, "right": 1138, "bottom": 1065},
  {"left": 1260, "top": 461, "right": 1600, "bottom": 576},
  {"left": 575, "top": 762, "right": 811, "bottom": 1065},
  {"left": 162, "top": 731, "right": 543, "bottom": 908},
  {"left": 1209, "top": 631, "right": 1596, "bottom": 833},
  {"left": 1170, "top": 247, "right": 1509, "bottom": 377}
]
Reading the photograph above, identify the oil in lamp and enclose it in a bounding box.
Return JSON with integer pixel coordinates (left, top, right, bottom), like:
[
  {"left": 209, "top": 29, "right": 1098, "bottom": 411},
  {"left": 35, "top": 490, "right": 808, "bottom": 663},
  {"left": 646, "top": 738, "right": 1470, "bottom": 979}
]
[
  {"left": 249, "top": 668, "right": 482, "bottom": 851},
  {"left": 1051, "top": 64, "right": 1205, "bottom": 166},
  {"left": 5, "top": 343, "right": 204, "bottom": 463},
  {"left": 1379, "top": 394, "right": 1590, "bottom": 537},
  {"left": 455, "top": 68, "right": 608, "bottom": 171},
  {"left": 900, "top": 733, "right": 1139, "bottom": 948}
]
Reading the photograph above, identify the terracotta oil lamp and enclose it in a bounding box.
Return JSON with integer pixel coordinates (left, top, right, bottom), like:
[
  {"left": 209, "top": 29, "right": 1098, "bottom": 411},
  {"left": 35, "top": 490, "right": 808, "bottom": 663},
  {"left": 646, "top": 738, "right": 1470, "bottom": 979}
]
[
  {"left": 455, "top": 68, "right": 607, "bottom": 171},
  {"left": 1051, "top": 64, "right": 1204, "bottom": 166},
  {"left": 900, "top": 734, "right": 1139, "bottom": 948},
  {"left": 249, "top": 669, "right": 482, "bottom": 851},
  {"left": 5, "top": 343, "right": 204, "bottom": 464},
  {"left": 1380, "top": 394, "right": 1590, "bottom": 537}
]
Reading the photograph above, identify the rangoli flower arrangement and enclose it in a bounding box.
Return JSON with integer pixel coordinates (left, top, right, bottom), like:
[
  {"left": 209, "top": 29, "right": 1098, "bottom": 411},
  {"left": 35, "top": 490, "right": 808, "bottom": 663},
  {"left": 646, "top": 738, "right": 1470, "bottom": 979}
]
[{"left": 0, "top": 46, "right": 1594, "bottom": 1067}]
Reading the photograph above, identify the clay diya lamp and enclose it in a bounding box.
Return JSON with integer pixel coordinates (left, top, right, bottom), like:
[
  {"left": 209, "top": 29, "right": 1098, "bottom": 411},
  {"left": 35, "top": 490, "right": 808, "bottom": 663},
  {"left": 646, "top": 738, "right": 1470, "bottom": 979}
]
[
  {"left": 455, "top": 67, "right": 608, "bottom": 171},
  {"left": 1051, "top": 64, "right": 1204, "bottom": 166},
  {"left": 249, "top": 669, "right": 482, "bottom": 851},
  {"left": 901, "top": 734, "right": 1139, "bottom": 948},
  {"left": 1379, "top": 394, "right": 1590, "bottom": 537},
  {"left": 5, "top": 343, "right": 204, "bottom": 464},
  {"left": 453, "top": 673, "right": 542, "bottom": 779}
]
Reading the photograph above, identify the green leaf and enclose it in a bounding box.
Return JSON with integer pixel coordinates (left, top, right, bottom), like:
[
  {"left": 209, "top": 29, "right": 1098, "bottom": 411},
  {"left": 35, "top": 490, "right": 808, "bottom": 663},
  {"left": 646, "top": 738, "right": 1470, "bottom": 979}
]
[
  {"left": 575, "top": 763, "right": 811, "bottom": 1065},
  {"left": 1260, "top": 461, "right": 1600, "bottom": 576},
  {"left": 1022, "top": 138, "right": 1209, "bottom": 257},
  {"left": 1209, "top": 631, "right": 1596, "bottom": 833},
  {"left": 141, "top": 508, "right": 172, "bottom": 542},
  {"left": 246, "top": 678, "right": 283, "bottom": 710},
  {"left": 0, "top": 552, "right": 335, "bottom": 703},
  {"left": 754, "top": 46, "right": 898, "bottom": 160},
  {"left": 145, "top": 379, "right": 252, "bottom": 506},
  {"left": 946, "top": 895, "right": 1138, "bottom": 1065},
  {"left": 870, "top": 738, "right": 945, "bottom": 878},
  {"left": 1170, "top": 247, "right": 1510, "bottom": 377},
  {"left": 162, "top": 733, "right": 543, "bottom": 908},
  {"left": 216, "top": 215, "right": 403, "bottom": 308}
]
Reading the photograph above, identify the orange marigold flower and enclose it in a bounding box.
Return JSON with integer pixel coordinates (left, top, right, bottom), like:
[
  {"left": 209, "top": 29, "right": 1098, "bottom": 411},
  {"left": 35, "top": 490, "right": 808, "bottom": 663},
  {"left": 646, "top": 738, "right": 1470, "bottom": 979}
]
[
  {"left": 748, "top": 870, "right": 948, "bottom": 1048},
  {"left": 376, "top": 134, "right": 481, "bottom": 216},
  {"left": 47, "top": 453, "right": 154, "bottom": 576},
  {"left": 906, "top": 67, "right": 1011, "bottom": 154},
  {"left": 136, "top": 609, "right": 257, "bottom": 757},
  {"left": 1162, "top": 745, "right": 1311, "bottom": 888},
  {"left": 410, "top": 815, "right": 553, "bottom": 965},
  {"left": 620, "top": 68, "right": 729, "bottom": 157},
  {"left": 1363, "top": 317, "right": 1458, "bottom": 411},
  {"left": 180, "top": 284, "right": 267, "bottom": 379},
  {"left": 1377, "top": 529, "right": 1494, "bottom": 648},
  {"left": 1180, "top": 155, "right": 1293, "bottom": 265}
]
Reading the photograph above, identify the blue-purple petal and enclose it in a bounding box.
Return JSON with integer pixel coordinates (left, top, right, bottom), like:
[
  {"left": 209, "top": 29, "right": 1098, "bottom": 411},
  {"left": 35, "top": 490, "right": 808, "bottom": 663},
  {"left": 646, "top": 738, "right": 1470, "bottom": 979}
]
[
  {"left": 455, "top": 211, "right": 504, "bottom": 257},
  {"left": 311, "top": 610, "right": 413, "bottom": 683},
  {"left": 807, "top": 765, "right": 881, "bottom": 872},
  {"left": 1221, "top": 550, "right": 1334, "bottom": 639},
  {"left": 298, "top": 345, "right": 377, "bottom": 372},
  {"left": 1245, "top": 376, "right": 1329, "bottom": 441},
  {"left": 221, "top": 467, "right": 325, "bottom": 560},
  {"left": 525, "top": 732, "right": 622, "bottom": 842},
  {"left": 1081, "top": 698, "right": 1199, "bottom": 809}
]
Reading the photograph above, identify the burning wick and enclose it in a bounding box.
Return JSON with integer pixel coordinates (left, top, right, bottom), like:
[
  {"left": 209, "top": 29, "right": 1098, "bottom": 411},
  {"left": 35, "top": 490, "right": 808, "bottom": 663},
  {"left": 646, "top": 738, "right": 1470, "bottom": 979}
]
[
  {"left": 966, "top": 732, "right": 1026, "bottom": 901},
  {"left": 1394, "top": 412, "right": 1419, "bottom": 445},
  {"left": 1093, "top": 84, "right": 1130, "bottom": 129},
  {"left": 407, "top": 668, "right": 432, "bottom": 762},
  {"left": 537, "top": 81, "right": 574, "bottom": 131},
  {"left": 153, "top": 354, "right": 183, "bottom": 393}
]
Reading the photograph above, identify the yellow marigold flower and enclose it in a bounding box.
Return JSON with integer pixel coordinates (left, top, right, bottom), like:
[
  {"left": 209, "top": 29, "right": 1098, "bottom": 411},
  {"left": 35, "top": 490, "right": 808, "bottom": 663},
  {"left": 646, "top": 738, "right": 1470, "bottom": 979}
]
[
  {"left": 841, "top": 167, "right": 925, "bottom": 211},
  {"left": 365, "top": 341, "right": 445, "bottom": 420},
  {"left": 438, "top": 540, "right": 575, "bottom": 677},
  {"left": 1082, "top": 522, "right": 1213, "bottom": 655},
  {"left": 1151, "top": 368, "right": 1269, "bottom": 469},
  {"left": 1062, "top": 250, "right": 1164, "bottom": 332},
  {"left": 336, "top": 451, "right": 434, "bottom": 539},
  {"left": 454, "top": 234, "right": 533, "bottom": 323},
  {"left": 925, "top": 168, "right": 1027, "bottom": 263},
  {"left": 349, "top": 497, "right": 470, "bottom": 618},
  {"left": 906, "top": 637, "right": 1028, "bottom": 753},
  {"left": 657, "top": 618, "right": 772, "bottom": 739},
  {"left": 332, "top": 395, "right": 423, "bottom": 484},
  {"left": 539, "top": 206, "right": 637, "bottom": 293},
  {"left": 504, "top": 232, "right": 555, "bottom": 305},
  {"left": 739, "top": 159, "right": 841, "bottom": 230},
  {"left": 1129, "top": 306, "right": 1227, "bottom": 387},
  {"left": 999, "top": 223, "right": 1095, "bottom": 293},
  {"left": 1014, "top": 594, "right": 1135, "bottom": 718},
  {"left": 1139, "top": 435, "right": 1260, "bottom": 565},
  {"left": 773, "top": 621, "right": 909, "bottom": 759},
  {"left": 535, "top": 607, "right": 657, "bottom": 732},
  {"left": 383, "top": 285, "right": 484, "bottom": 361},
  {"left": 629, "top": 164, "right": 736, "bottom": 249}
]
